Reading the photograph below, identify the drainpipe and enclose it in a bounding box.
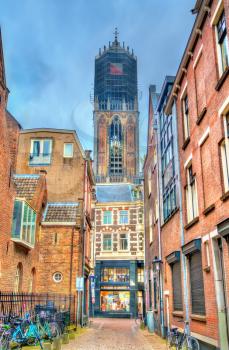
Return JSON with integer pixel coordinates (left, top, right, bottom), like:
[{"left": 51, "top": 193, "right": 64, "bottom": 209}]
[
  {"left": 69, "top": 227, "right": 74, "bottom": 294},
  {"left": 154, "top": 113, "right": 165, "bottom": 338},
  {"left": 81, "top": 158, "right": 88, "bottom": 326},
  {"left": 173, "top": 101, "right": 190, "bottom": 329}
]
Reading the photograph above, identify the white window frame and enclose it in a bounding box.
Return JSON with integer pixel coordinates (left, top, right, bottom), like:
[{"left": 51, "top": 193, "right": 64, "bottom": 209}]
[
  {"left": 30, "top": 139, "right": 52, "bottom": 156},
  {"left": 119, "top": 210, "right": 129, "bottom": 225},
  {"left": 102, "top": 233, "right": 113, "bottom": 252},
  {"left": 149, "top": 208, "right": 153, "bottom": 243},
  {"left": 211, "top": 2, "right": 229, "bottom": 77},
  {"left": 119, "top": 232, "right": 129, "bottom": 252},
  {"left": 103, "top": 210, "right": 113, "bottom": 225},
  {"left": 53, "top": 272, "right": 63, "bottom": 283},
  {"left": 221, "top": 114, "right": 229, "bottom": 192},
  {"left": 186, "top": 164, "right": 199, "bottom": 223},
  {"left": 182, "top": 94, "right": 190, "bottom": 141},
  {"left": 63, "top": 143, "right": 73, "bottom": 158}
]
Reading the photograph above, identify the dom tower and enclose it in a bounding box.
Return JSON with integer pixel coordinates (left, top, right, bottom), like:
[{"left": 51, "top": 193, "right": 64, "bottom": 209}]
[
  {"left": 93, "top": 29, "right": 139, "bottom": 182},
  {"left": 92, "top": 30, "right": 144, "bottom": 318}
]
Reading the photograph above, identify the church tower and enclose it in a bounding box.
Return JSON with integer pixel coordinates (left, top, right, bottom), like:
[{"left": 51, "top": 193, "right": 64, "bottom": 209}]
[{"left": 93, "top": 29, "right": 139, "bottom": 182}]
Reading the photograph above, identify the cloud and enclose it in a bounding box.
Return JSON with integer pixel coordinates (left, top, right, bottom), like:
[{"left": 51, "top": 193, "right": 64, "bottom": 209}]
[{"left": 1, "top": 0, "right": 195, "bottom": 160}]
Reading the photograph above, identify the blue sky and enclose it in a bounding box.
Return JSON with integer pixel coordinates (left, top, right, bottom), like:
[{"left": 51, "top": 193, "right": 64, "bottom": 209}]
[{"left": 1, "top": 0, "right": 195, "bottom": 165}]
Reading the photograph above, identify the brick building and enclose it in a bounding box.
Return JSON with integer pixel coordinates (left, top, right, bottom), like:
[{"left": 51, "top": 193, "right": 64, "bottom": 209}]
[
  {"left": 94, "top": 183, "right": 144, "bottom": 317},
  {"left": 144, "top": 1, "right": 229, "bottom": 349},
  {"left": 16, "top": 129, "right": 95, "bottom": 316}
]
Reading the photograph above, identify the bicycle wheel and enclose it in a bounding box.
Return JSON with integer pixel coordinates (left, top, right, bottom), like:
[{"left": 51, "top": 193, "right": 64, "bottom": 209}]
[
  {"left": 181, "top": 336, "right": 200, "bottom": 350},
  {"left": 166, "top": 333, "right": 179, "bottom": 350},
  {"left": 0, "top": 335, "right": 10, "bottom": 350}
]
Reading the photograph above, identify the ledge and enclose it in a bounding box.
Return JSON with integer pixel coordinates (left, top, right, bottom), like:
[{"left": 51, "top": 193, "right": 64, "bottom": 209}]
[
  {"left": 215, "top": 66, "right": 229, "bottom": 91},
  {"left": 182, "top": 137, "right": 190, "bottom": 150},
  {"left": 203, "top": 203, "right": 215, "bottom": 216},
  {"left": 191, "top": 314, "right": 206, "bottom": 322},
  {"left": 220, "top": 190, "right": 229, "bottom": 202},
  {"left": 184, "top": 216, "right": 199, "bottom": 230},
  {"left": 172, "top": 311, "right": 184, "bottom": 318},
  {"left": 196, "top": 107, "right": 207, "bottom": 125}
]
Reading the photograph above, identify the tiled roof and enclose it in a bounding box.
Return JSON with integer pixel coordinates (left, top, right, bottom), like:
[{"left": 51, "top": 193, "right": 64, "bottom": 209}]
[
  {"left": 13, "top": 174, "right": 40, "bottom": 200},
  {"left": 43, "top": 203, "right": 80, "bottom": 224},
  {"left": 96, "top": 184, "right": 134, "bottom": 203}
]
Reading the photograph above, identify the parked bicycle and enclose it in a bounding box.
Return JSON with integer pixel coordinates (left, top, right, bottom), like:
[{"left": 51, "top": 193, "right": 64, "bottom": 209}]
[{"left": 166, "top": 320, "right": 199, "bottom": 350}]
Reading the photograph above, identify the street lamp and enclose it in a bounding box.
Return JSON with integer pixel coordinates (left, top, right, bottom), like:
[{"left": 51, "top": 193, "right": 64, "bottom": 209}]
[{"left": 152, "top": 256, "right": 163, "bottom": 271}]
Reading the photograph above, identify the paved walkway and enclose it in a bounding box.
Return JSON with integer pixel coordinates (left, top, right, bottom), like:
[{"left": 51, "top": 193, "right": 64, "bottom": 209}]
[{"left": 63, "top": 318, "right": 166, "bottom": 350}]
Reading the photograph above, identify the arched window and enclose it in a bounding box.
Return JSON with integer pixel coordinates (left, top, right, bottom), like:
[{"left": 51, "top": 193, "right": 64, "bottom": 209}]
[
  {"left": 109, "top": 116, "right": 123, "bottom": 175},
  {"left": 15, "top": 263, "right": 23, "bottom": 292},
  {"left": 29, "top": 268, "right": 36, "bottom": 293}
]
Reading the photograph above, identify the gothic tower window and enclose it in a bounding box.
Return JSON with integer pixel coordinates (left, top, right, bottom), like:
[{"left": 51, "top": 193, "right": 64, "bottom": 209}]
[{"left": 109, "top": 116, "right": 123, "bottom": 175}]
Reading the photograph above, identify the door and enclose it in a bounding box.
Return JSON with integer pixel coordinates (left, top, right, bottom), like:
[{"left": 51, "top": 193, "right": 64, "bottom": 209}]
[{"left": 212, "top": 237, "right": 229, "bottom": 350}]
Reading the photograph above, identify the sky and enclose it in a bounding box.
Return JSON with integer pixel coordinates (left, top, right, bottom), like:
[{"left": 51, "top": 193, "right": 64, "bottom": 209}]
[{"left": 1, "top": 0, "right": 195, "bottom": 166}]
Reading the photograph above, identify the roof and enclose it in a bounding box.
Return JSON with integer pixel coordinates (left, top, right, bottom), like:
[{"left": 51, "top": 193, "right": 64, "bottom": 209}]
[
  {"left": 6, "top": 110, "right": 22, "bottom": 129},
  {"left": 42, "top": 202, "right": 80, "bottom": 225},
  {"left": 13, "top": 174, "right": 40, "bottom": 200},
  {"left": 96, "top": 183, "right": 135, "bottom": 203}
]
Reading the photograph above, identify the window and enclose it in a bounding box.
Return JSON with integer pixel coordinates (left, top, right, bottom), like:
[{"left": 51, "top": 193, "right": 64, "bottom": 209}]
[
  {"left": 53, "top": 272, "right": 63, "bottom": 283},
  {"left": 14, "top": 263, "right": 23, "bottom": 292},
  {"left": 189, "top": 251, "right": 205, "bottom": 315},
  {"left": 119, "top": 210, "right": 128, "bottom": 224},
  {"left": 216, "top": 11, "right": 229, "bottom": 75},
  {"left": 63, "top": 143, "right": 73, "bottom": 158},
  {"left": 221, "top": 114, "right": 229, "bottom": 192},
  {"left": 171, "top": 262, "right": 183, "bottom": 311},
  {"left": 163, "top": 181, "right": 176, "bottom": 221},
  {"left": 11, "top": 200, "right": 36, "bottom": 247},
  {"left": 103, "top": 233, "right": 112, "bottom": 251},
  {"left": 148, "top": 167, "right": 152, "bottom": 195},
  {"left": 103, "top": 210, "right": 112, "bottom": 225},
  {"left": 149, "top": 209, "right": 153, "bottom": 242},
  {"left": 182, "top": 95, "right": 190, "bottom": 140},
  {"left": 109, "top": 116, "right": 123, "bottom": 175},
  {"left": 101, "top": 268, "right": 129, "bottom": 282},
  {"left": 138, "top": 208, "right": 143, "bottom": 224},
  {"left": 29, "top": 268, "right": 36, "bottom": 293},
  {"left": 30, "top": 139, "right": 52, "bottom": 165},
  {"left": 119, "top": 233, "right": 128, "bottom": 251},
  {"left": 186, "top": 164, "right": 198, "bottom": 222},
  {"left": 138, "top": 232, "right": 144, "bottom": 252},
  {"left": 137, "top": 268, "right": 144, "bottom": 283}
]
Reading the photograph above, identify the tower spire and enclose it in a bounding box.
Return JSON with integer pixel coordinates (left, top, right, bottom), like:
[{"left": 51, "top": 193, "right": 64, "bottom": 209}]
[
  {"left": 114, "top": 27, "right": 119, "bottom": 43},
  {"left": 0, "top": 27, "right": 6, "bottom": 88}
]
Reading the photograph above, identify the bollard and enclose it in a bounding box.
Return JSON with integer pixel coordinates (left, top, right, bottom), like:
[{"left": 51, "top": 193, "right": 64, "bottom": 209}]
[
  {"left": 53, "top": 337, "right": 61, "bottom": 350},
  {"left": 43, "top": 342, "right": 53, "bottom": 350}
]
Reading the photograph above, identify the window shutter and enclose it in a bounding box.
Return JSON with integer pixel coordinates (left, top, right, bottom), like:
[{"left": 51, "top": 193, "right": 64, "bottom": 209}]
[
  {"left": 190, "top": 252, "right": 205, "bottom": 315},
  {"left": 172, "top": 262, "right": 183, "bottom": 311}
]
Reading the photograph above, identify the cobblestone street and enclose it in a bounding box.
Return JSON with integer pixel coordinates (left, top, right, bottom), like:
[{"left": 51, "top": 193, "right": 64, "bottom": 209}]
[{"left": 64, "top": 319, "right": 166, "bottom": 350}]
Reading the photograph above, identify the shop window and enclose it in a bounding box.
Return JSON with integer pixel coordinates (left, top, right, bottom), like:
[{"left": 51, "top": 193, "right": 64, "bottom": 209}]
[
  {"left": 189, "top": 251, "right": 205, "bottom": 315},
  {"left": 137, "top": 291, "right": 143, "bottom": 315},
  {"left": 29, "top": 139, "right": 52, "bottom": 165},
  {"left": 171, "top": 261, "right": 183, "bottom": 311},
  {"left": 100, "top": 291, "right": 130, "bottom": 312},
  {"left": 221, "top": 114, "right": 229, "bottom": 192},
  {"left": 186, "top": 164, "right": 198, "bottom": 223},
  {"left": 119, "top": 233, "right": 129, "bottom": 251},
  {"left": 53, "top": 272, "right": 63, "bottom": 283},
  {"left": 103, "top": 210, "right": 112, "bottom": 225},
  {"left": 101, "top": 268, "right": 129, "bottom": 282},
  {"left": 63, "top": 143, "right": 73, "bottom": 158},
  {"left": 103, "top": 233, "right": 112, "bottom": 251},
  {"left": 11, "top": 200, "right": 36, "bottom": 248},
  {"left": 215, "top": 10, "right": 229, "bottom": 76},
  {"left": 137, "top": 268, "right": 144, "bottom": 283},
  {"left": 182, "top": 94, "right": 190, "bottom": 141},
  {"left": 119, "top": 210, "right": 128, "bottom": 224}
]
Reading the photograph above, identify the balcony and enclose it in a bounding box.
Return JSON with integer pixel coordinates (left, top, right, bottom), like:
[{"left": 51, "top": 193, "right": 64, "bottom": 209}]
[{"left": 29, "top": 153, "right": 51, "bottom": 166}]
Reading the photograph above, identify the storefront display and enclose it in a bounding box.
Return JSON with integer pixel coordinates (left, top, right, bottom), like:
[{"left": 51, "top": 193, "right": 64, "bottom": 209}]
[{"left": 100, "top": 291, "right": 130, "bottom": 312}]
